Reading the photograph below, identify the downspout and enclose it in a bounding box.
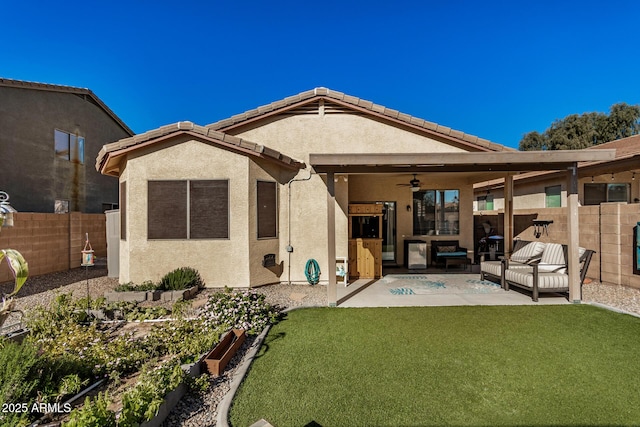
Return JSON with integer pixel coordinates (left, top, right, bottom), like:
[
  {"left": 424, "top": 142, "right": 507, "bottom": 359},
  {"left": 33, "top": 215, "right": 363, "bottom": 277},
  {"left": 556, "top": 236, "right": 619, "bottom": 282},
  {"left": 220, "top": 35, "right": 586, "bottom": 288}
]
[{"left": 286, "top": 170, "right": 313, "bottom": 285}]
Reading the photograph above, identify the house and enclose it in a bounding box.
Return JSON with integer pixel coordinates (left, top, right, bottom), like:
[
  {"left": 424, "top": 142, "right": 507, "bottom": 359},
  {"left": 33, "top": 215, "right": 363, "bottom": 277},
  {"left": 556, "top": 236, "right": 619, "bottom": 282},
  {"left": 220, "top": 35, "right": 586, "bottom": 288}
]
[
  {"left": 473, "top": 135, "right": 640, "bottom": 211},
  {"left": 471, "top": 136, "right": 640, "bottom": 289},
  {"left": 96, "top": 88, "right": 613, "bottom": 305},
  {"left": 0, "top": 78, "right": 133, "bottom": 213}
]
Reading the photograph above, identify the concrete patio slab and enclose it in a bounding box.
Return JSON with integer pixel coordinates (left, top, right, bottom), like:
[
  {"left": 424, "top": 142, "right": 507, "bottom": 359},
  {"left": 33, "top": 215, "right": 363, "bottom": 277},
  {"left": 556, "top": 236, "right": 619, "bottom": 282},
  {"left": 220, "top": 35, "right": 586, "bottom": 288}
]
[{"left": 338, "top": 273, "right": 570, "bottom": 307}]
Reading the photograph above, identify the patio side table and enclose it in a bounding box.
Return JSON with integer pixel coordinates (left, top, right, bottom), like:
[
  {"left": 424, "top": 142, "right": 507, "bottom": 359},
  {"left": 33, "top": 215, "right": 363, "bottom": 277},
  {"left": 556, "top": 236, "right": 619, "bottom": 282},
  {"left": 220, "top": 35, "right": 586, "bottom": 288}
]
[{"left": 445, "top": 256, "right": 471, "bottom": 272}]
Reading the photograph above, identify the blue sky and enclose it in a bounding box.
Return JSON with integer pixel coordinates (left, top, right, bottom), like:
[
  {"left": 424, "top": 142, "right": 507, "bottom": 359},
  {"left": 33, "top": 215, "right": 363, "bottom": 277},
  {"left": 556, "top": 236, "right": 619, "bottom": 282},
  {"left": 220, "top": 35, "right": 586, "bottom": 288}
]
[{"left": 3, "top": 0, "right": 640, "bottom": 149}]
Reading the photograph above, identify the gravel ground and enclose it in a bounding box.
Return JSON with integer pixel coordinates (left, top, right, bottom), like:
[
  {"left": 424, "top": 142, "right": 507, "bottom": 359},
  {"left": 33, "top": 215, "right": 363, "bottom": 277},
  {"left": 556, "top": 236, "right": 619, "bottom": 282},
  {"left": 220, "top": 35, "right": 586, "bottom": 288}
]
[{"left": 3, "top": 269, "right": 640, "bottom": 427}]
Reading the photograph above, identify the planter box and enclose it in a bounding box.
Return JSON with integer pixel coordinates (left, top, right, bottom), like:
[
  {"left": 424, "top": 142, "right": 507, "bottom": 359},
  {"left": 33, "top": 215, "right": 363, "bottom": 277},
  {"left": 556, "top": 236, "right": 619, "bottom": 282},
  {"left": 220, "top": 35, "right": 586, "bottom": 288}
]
[
  {"left": 203, "top": 329, "right": 246, "bottom": 376},
  {"left": 140, "top": 383, "right": 187, "bottom": 427},
  {"left": 105, "top": 290, "right": 149, "bottom": 303},
  {"left": 160, "top": 286, "right": 200, "bottom": 302}
]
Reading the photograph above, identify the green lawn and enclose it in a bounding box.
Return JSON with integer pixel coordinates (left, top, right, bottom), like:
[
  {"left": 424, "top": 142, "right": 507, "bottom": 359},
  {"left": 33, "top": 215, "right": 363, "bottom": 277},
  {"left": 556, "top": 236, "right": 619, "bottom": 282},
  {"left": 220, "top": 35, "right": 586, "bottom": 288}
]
[{"left": 229, "top": 305, "right": 640, "bottom": 427}]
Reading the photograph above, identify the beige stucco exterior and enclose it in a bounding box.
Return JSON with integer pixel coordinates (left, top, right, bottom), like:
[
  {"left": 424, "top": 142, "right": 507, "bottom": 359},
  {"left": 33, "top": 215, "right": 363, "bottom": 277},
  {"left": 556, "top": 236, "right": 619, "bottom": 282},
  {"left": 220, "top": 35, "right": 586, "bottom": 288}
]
[
  {"left": 96, "top": 89, "right": 621, "bottom": 302},
  {"left": 119, "top": 136, "right": 287, "bottom": 287},
  {"left": 230, "top": 113, "right": 474, "bottom": 285},
  {"left": 474, "top": 171, "right": 640, "bottom": 211}
]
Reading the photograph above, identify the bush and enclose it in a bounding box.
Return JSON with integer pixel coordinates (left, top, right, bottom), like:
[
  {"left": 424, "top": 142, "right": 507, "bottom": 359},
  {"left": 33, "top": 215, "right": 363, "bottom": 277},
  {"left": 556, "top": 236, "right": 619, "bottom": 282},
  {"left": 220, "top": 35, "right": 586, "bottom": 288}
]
[
  {"left": 120, "top": 358, "right": 184, "bottom": 426},
  {"left": 114, "top": 280, "right": 158, "bottom": 292},
  {"left": 158, "top": 267, "right": 203, "bottom": 291},
  {"left": 201, "top": 288, "right": 281, "bottom": 335},
  {"left": 0, "top": 340, "right": 40, "bottom": 426},
  {"left": 63, "top": 392, "right": 116, "bottom": 427}
]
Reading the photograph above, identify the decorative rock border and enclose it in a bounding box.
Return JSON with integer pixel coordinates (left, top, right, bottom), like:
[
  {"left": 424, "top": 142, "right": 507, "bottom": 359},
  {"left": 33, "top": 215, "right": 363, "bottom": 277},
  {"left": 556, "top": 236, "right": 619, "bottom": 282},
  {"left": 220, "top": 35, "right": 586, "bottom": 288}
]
[{"left": 105, "top": 286, "right": 200, "bottom": 303}]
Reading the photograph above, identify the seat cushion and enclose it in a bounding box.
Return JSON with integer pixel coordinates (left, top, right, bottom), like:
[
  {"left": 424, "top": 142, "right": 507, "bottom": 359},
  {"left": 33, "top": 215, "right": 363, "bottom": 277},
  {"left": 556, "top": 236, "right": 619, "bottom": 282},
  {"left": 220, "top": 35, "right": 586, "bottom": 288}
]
[
  {"left": 438, "top": 251, "right": 467, "bottom": 257},
  {"left": 510, "top": 241, "right": 546, "bottom": 264},
  {"left": 482, "top": 260, "right": 529, "bottom": 278},
  {"left": 538, "top": 243, "right": 567, "bottom": 274},
  {"left": 480, "top": 261, "right": 502, "bottom": 278},
  {"left": 505, "top": 268, "right": 569, "bottom": 289}
]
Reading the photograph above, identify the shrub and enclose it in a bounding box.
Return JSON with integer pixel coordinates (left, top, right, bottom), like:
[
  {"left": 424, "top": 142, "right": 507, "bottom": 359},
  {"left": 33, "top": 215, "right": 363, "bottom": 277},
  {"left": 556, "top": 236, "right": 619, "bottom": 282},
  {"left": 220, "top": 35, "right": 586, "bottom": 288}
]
[
  {"left": 114, "top": 280, "right": 158, "bottom": 292},
  {"left": 201, "top": 288, "right": 281, "bottom": 335},
  {"left": 63, "top": 392, "right": 116, "bottom": 427},
  {"left": 120, "top": 358, "right": 185, "bottom": 426},
  {"left": 0, "top": 340, "right": 40, "bottom": 427},
  {"left": 158, "top": 267, "right": 203, "bottom": 291}
]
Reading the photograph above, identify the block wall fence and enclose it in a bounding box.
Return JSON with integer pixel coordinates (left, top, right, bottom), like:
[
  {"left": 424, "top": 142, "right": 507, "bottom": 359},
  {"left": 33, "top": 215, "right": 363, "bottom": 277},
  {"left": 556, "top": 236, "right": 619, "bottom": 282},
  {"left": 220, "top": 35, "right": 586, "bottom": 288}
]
[
  {"left": 474, "top": 203, "right": 640, "bottom": 289},
  {"left": 0, "top": 212, "right": 107, "bottom": 283}
]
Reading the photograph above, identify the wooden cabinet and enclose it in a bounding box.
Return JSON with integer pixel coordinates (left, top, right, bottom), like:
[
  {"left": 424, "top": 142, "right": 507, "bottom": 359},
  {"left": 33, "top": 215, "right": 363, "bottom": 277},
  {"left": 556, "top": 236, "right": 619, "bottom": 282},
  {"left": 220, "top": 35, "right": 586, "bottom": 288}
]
[
  {"left": 348, "top": 204, "right": 383, "bottom": 215},
  {"left": 348, "top": 238, "right": 382, "bottom": 280},
  {"left": 348, "top": 203, "right": 383, "bottom": 280}
]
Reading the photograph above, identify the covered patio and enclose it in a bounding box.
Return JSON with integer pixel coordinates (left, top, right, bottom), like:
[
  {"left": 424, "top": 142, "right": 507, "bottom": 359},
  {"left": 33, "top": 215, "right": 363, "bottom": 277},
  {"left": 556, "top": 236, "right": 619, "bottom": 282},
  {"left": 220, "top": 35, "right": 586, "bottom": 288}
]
[
  {"left": 311, "top": 149, "right": 616, "bottom": 306},
  {"left": 336, "top": 272, "right": 570, "bottom": 307}
]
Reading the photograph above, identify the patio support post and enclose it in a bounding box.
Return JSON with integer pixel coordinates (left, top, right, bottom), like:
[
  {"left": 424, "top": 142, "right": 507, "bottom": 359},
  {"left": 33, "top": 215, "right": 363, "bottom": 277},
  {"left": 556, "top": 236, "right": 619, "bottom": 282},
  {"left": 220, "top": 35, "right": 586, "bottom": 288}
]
[
  {"left": 567, "top": 163, "right": 581, "bottom": 303},
  {"left": 326, "top": 171, "right": 337, "bottom": 306},
  {"left": 503, "top": 174, "right": 514, "bottom": 255}
]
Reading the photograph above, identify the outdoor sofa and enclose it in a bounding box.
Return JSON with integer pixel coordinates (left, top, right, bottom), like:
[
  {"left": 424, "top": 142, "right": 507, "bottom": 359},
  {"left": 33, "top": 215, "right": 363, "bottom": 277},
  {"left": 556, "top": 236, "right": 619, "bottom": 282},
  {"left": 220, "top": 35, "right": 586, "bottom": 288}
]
[
  {"left": 503, "top": 243, "right": 594, "bottom": 302},
  {"left": 431, "top": 240, "right": 468, "bottom": 268},
  {"left": 480, "top": 239, "right": 546, "bottom": 286}
]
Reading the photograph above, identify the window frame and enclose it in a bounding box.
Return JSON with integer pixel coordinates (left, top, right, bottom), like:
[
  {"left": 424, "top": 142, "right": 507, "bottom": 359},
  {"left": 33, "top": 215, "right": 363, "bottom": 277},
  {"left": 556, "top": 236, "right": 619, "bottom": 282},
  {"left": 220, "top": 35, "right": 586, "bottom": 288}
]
[
  {"left": 545, "top": 185, "right": 562, "bottom": 208},
  {"left": 54, "top": 129, "right": 85, "bottom": 164},
  {"left": 256, "top": 180, "right": 278, "bottom": 239},
  {"left": 120, "top": 181, "right": 127, "bottom": 240},
  {"left": 583, "top": 183, "right": 631, "bottom": 205},
  {"left": 412, "top": 189, "right": 460, "bottom": 236},
  {"left": 477, "top": 194, "right": 494, "bottom": 211},
  {"left": 147, "top": 179, "right": 229, "bottom": 240}
]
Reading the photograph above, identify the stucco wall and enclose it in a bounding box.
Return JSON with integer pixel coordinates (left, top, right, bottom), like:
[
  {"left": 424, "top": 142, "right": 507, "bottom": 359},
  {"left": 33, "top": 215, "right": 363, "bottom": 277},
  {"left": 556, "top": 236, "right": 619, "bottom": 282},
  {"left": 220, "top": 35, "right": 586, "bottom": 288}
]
[
  {"left": 233, "top": 113, "right": 473, "bottom": 283},
  {"left": 248, "top": 161, "right": 284, "bottom": 287},
  {"left": 0, "top": 86, "right": 130, "bottom": 213},
  {"left": 348, "top": 174, "right": 475, "bottom": 266},
  {"left": 119, "top": 138, "right": 251, "bottom": 287},
  {"left": 474, "top": 171, "right": 640, "bottom": 211}
]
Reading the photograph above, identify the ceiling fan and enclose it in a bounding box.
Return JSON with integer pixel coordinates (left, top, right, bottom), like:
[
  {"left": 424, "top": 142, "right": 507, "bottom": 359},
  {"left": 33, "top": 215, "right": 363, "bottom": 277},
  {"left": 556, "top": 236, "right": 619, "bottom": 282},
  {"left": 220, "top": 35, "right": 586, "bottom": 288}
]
[{"left": 396, "top": 174, "right": 421, "bottom": 192}]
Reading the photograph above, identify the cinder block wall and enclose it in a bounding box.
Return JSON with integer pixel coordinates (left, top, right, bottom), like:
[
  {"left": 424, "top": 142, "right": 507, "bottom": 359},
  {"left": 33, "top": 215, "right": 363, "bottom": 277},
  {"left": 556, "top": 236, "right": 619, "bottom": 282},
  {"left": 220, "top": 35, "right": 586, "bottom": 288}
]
[
  {"left": 0, "top": 212, "right": 107, "bottom": 282},
  {"left": 600, "top": 203, "right": 640, "bottom": 289},
  {"left": 474, "top": 204, "right": 640, "bottom": 284}
]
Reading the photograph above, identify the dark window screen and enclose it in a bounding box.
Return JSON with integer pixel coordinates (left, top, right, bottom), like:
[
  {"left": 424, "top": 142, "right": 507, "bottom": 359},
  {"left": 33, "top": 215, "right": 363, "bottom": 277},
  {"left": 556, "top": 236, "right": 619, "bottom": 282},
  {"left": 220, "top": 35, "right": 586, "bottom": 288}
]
[
  {"left": 120, "top": 181, "right": 126, "bottom": 240},
  {"left": 257, "top": 181, "right": 277, "bottom": 238},
  {"left": 190, "top": 180, "right": 229, "bottom": 239},
  {"left": 148, "top": 181, "right": 187, "bottom": 239}
]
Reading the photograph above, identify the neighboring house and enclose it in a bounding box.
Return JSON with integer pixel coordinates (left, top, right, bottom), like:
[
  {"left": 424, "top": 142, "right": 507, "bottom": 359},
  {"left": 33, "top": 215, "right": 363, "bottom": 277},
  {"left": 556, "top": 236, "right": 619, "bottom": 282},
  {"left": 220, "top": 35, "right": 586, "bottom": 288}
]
[
  {"left": 473, "top": 136, "right": 640, "bottom": 211},
  {"left": 96, "top": 88, "right": 612, "bottom": 304},
  {"left": 0, "top": 78, "right": 134, "bottom": 213}
]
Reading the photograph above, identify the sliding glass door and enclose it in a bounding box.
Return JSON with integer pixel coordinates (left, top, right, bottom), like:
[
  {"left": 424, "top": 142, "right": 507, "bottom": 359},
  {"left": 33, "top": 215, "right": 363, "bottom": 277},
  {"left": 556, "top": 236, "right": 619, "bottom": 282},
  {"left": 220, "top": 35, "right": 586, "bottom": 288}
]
[{"left": 382, "top": 202, "right": 397, "bottom": 264}]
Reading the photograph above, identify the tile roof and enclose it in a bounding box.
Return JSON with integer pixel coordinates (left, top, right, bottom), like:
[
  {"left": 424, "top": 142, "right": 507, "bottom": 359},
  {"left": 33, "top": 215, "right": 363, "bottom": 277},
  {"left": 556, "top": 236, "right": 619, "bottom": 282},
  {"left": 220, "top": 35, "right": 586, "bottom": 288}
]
[
  {"left": 96, "top": 121, "right": 305, "bottom": 175},
  {"left": 0, "top": 77, "right": 134, "bottom": 136},
  {"left": 206, "top": 87, "right": 515, "bottom": 153}
]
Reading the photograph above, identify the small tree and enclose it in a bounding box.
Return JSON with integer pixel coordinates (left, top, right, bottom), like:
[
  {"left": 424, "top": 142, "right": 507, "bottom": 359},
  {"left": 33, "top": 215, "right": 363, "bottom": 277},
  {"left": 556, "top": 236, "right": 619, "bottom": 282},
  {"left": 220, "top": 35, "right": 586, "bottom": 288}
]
[
  {"left": 0, "top": 213, "right": 29, "bottom": 329},
  {"left": 0, "top": 249, "right": 29, "bottom": 325}
]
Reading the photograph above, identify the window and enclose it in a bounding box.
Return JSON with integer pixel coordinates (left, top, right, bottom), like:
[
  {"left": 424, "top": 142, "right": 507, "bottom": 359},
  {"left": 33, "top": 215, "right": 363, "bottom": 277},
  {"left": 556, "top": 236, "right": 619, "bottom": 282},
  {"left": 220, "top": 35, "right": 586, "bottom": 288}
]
[
  {"left": 477, "top": 194, "right": 494, "bottom": 210},
  {"left": 120, "top": 182, "right": 126, "bottom": 240},
  {"left": 413, "top": 189, "right": 459, "bottom": 235},
  {"left": 257, "top": 181, "right": 277, "bottom": 239},
  {"left": 584, "top": 183, "right": 630, "bottom": 205},
  {"left": 545, "top": 185, "right": 561, "bottom": 208},
  {"left": 147, "top": 180, "right": 229, "bottom": 240},
  {"left": 54, "top": 200, "right": 69, "bottom": 214},
  {"left": 54, "top": 129, "right": 84, "bottom": 163}
]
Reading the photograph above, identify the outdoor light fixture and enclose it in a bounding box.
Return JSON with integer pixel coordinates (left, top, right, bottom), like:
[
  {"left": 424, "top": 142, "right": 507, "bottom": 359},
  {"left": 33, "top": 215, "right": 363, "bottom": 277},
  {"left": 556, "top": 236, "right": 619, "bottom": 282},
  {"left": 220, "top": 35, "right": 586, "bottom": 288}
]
[
  {"left": 0, "top": 191, "right": 16, "bottom": 227},
  {"left": 533, "top": 220, "right": 553, "bottom": 239},
  {"left": 633, "top": 172, "right": 636, "bottom": 181},
  {"left": 611, "top": 173, "right": 615, "bottom": 181},
  {"left": 591, "top": 176, "right": 594, "bottom": 183}
]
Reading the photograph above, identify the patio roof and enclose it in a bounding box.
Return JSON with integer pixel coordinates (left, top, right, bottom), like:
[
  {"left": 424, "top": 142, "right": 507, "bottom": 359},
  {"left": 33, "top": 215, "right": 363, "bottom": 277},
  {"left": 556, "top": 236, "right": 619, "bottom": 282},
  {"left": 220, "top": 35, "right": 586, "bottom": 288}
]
[{"left": 309, "top": 150, "right": 617, "bottom": 178}]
